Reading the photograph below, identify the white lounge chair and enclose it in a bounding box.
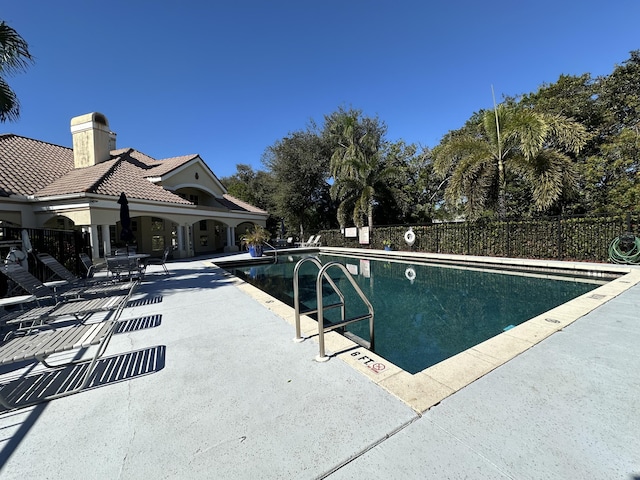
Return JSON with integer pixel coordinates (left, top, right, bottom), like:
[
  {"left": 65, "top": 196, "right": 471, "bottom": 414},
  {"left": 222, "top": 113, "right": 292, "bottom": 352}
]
[
  {"left": 0, "top": 281, "right": 135, "bottom": 411},
  {"left": 296, "top": 235, "right": 321, "bottom": 247},
  {"left": 298, "top": 235, "right": 321, "bottom": 247}
]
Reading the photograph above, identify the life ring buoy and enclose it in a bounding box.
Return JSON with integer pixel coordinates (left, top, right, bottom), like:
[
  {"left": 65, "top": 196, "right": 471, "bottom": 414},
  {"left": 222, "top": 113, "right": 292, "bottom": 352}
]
[
  {"left": 404, "top": 228, "right": 416, "bottom": 246},
  {"left": 405, "top": 266, "right": 416, "bottom": 283}
]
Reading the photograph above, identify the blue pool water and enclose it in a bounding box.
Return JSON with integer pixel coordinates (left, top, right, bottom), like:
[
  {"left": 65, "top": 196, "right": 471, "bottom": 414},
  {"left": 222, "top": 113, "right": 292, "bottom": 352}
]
[{"left": 227, "top": 254, "right": 602, "bottom": 373}]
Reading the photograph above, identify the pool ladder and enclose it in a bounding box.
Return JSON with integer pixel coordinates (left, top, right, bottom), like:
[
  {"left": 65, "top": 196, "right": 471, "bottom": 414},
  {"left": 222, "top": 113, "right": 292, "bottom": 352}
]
[{"left": 293, "top": 257, "right": 374, "bottom": 362}]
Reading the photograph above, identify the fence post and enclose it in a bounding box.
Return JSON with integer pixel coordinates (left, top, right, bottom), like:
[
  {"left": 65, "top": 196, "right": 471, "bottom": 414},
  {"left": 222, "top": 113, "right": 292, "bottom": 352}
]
[
  {"left": 506, "top": 220, "right": 510, "bottom": 257},
  {"left": 557, "top": 215, "right": 563, "bottom": 260}
]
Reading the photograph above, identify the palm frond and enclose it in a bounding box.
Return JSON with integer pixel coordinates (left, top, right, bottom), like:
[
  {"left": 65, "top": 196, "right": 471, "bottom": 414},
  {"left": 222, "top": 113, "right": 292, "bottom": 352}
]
[
  {"left": 0, "top": 22, "right": 33, "bottom": 75},
  {"left": 544, "top": 114, "right": 590, "bottom": 154},
  {"left": 433, "top": 135, "right": 493, "bottom": 176},
  {"left": 522, "top": 150, "right": 577, "bottom": 210},
  {"left": 0, "top": 78, "right": 19, "bottom": 122}
]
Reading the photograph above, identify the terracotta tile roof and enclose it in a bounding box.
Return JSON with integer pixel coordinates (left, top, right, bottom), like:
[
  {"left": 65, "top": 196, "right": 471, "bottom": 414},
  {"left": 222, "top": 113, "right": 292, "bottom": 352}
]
[
  {"left": 92, "top": 158, "right": 192, "bottom": 204},
  {"left": 36, "top": 158, "right": 117, "bottom": 197},
  {"left": 0, "top": 134, "right": 266, "bottom": 214},
  {"left": 0, "top": 134, "right": 73, "bottom": 196},
  {"left": 0, "top": 135, "right": 197, "bottom": 205},
  {"left": 222, "top": 194, "right": 268, "bottom": 214},
  {"left": 37, "top": 156, "right": 191, "bottom": 204},
  {"left": 144, "top": 154, "right": 198, "bottom": 177},
  {"left": 109, "top": 149, "right": 197, "bottom": 177}
]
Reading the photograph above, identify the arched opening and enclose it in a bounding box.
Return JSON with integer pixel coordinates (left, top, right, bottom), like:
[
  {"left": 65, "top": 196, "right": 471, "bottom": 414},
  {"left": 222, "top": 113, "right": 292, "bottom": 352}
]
[
  {"left": 43, "top": 215, "right": 76, "bottom": 230},
  {"left": 193, "top": 219, "right": 228, "bottom": 255},
  {"left": 119, "top": 215, "right": 178, "bottom": 257}
]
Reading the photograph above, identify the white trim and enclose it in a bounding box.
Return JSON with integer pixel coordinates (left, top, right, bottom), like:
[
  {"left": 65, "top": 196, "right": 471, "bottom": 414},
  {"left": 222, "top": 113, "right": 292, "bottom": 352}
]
[
  {"left": 166, "top": 183, "right": 221, "bottom": 198},
  {"left": 27, "top": 193, "right": 88, "bottom": 201},
  {"left": 158, "top": 156, "right": 228, "bottom": 194}
]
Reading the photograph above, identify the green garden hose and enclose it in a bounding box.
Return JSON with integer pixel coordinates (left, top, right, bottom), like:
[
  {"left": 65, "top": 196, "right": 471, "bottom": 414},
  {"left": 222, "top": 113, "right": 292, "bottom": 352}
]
[{"left": 608, "top": 234, "right": 640, "bottom": 264}]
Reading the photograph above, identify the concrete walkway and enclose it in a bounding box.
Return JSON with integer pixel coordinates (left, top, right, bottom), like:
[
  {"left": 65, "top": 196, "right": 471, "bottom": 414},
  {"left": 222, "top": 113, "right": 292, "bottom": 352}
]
[{"left": 0, "top": 256, "right": 638, "bottom": 479}]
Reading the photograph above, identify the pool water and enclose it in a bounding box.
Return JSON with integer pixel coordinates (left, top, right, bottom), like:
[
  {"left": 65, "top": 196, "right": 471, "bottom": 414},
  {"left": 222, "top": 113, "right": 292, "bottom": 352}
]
[{"left": 228, "top": 254, "right": 602, "bottom": 373}]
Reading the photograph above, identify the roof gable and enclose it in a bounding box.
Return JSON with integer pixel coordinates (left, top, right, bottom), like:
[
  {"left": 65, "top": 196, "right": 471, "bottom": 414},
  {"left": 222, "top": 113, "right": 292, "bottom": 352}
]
[{"left": 36, "top": 152, "right": 192, "bottom": 204}]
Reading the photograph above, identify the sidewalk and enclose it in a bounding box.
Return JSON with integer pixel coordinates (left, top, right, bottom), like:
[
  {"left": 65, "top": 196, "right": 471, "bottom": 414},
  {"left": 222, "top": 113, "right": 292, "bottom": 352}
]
[{"left": 0, "top": 256, "right": 637, "bottom": 479}]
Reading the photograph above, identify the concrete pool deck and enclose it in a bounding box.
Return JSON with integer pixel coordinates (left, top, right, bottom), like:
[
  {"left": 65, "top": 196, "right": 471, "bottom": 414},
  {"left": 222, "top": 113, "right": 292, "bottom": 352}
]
[{"left": 0, "top": 252, "right": 638, "bottom": 479}]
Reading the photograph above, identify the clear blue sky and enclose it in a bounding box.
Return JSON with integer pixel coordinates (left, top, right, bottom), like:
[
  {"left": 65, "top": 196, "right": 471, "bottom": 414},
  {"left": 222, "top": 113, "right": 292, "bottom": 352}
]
[{"left": 3, "top": 1, "right": 639, "bottom": 179}]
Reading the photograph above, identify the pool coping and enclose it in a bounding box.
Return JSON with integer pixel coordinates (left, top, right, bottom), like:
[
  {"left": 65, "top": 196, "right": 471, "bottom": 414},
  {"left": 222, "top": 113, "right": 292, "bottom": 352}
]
[{"left": 211, "top": 249, "right": 640, "bottom": 413}]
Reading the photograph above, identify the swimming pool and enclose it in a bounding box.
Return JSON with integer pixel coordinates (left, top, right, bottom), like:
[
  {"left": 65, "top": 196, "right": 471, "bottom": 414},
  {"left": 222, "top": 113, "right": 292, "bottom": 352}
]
[{"left": 226, "top": 253, "right": 605, "bottom": 374}]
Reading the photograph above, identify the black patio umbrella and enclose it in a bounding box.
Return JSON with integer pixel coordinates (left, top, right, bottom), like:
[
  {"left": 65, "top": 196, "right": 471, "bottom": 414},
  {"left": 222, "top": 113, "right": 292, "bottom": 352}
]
[{"left": 118, "top": 192, "right": 134, "bottom": 244}]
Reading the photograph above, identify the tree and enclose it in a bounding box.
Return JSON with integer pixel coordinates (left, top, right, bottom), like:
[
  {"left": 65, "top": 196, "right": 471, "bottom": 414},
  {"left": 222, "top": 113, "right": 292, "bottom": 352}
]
[
  {"left": 262, "top": 128, "right": 335, "bottom": 237},
  {"left": 580, "top": 50, "right": 640, "bottom": 213},
  {"left": 583, "top": 128, "right": 640, "bottom": 213},
  {"left": 514, "top": 74, "right": 603, "bottom": 135},
  {"left": 0, "top": 21, "right": 33, "bottom": 122},
  {"left": 433, "top": 104, "right": 589, "bottom": 219},
  {"left": 220, "top": 164, "right": 276, "bottom": 213},
  {"left": 325, "top": 108, "right": 392, "bottom": 228},
  {"left": 598, "top": 50, "right": 640, "bottom": 135}
]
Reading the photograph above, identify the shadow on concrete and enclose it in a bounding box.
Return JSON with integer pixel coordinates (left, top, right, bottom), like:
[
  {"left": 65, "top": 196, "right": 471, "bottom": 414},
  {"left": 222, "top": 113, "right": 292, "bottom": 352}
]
[{"left": 0, "top": 345, "right": 166, "bottom": 467}]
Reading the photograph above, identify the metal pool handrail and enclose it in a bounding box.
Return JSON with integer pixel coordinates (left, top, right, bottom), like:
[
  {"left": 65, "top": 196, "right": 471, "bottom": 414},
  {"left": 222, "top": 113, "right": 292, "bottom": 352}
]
[
  {"left": 293, "top": 257, "right": 344, "bottom": 341},
  {"left": 264, "top": 241, "right": 278, "bottom": 263},
  {"left": 293, "top": 257, "right": 375, "bottom": 362}
]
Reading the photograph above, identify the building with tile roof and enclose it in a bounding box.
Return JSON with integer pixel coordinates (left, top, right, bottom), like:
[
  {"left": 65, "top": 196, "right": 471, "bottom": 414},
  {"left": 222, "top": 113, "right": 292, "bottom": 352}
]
[{"left": 0, "top": 112, "right": 268, "bottom": 259}]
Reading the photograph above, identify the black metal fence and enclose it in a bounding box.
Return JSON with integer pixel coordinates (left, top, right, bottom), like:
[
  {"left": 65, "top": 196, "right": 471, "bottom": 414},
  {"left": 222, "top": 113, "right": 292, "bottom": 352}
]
[
  {"left": 0, "top": 227, "right": 91, "bottom": 294},
  {"left": 319, "top": 212, "right": 640, "bottom": 263}
]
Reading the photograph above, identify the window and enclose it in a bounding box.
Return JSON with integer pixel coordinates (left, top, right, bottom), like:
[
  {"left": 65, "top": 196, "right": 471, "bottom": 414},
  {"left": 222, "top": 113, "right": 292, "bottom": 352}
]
[
  {"left": 199, "top": 220, "right": 207, "bottom": 231},
  {"left": 189, "top": 194, "right": 199, "bottom": 205},
  {"left": 151, "top": 235, "right": 165, "bottom": 251},
  {"left": 151, "top": 217, "right": 164, "bottom": 232}
]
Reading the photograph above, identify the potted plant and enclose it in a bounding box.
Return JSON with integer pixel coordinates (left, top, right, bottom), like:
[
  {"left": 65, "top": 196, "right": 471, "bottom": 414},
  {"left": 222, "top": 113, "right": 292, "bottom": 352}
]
[
  {"left": 241, "top": 224, "right": 270, "bottom": 257},
  {"left": 383, "top": 239, "right": 393, "bottom": 251}
]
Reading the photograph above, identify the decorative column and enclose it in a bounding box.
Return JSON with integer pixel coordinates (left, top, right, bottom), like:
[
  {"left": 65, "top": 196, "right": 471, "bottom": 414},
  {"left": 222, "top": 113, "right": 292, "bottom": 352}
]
[
  {"left": 224, "top": 226, "right": 238, "bottom": 253},
  {"left": 100, "top": 224, "right": 111, "bottom": 257},
  {"left": 176, "top": 225, "right": 184, "bottom": 258},
  {"left": 84, "top": 224, "right": 99, "bottom": 259},
  {"left": 186, "top": 224, "right": 194, "bottom": 256}
]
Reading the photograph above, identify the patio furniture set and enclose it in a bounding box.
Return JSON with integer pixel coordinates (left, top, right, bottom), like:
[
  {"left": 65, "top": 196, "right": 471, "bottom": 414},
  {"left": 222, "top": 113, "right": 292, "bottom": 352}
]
[{"left": 0, "top": 249, "right": 168, "bottom": 410}]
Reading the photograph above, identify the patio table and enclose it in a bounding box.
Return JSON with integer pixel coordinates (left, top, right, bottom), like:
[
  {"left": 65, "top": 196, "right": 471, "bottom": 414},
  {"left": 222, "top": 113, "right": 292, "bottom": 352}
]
[{"left": 106, "top": 254, "right": 150, "bottom": 281}]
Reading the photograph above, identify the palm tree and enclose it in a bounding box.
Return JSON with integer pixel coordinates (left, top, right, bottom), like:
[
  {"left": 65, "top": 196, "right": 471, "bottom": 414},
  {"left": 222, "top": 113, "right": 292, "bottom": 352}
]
[
  {"left": 330, "top": 152, "right": 399, "bottom": 228},
  {"left": 0, "top": 21, "right": 33, "bottom": 122},
  {"left": 433, "top": 104, "right": 589, "bottom": 219},
  {"left": 327, "top": 109, "right": 393, "bottom": 228}
]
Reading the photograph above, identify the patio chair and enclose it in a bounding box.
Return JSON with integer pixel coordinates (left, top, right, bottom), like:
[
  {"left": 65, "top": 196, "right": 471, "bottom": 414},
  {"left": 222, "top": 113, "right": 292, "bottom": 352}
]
[
  {"left": 2, "top": 262, "right": 130, "bottom": 303},
  {"left": 38, "top": 253, "right": 114, "bottom": 287},
  {"left": 298, "top": 235, "right": 321, "bottom": 247},
  {"left": 2, "top": 279, "right": 137, "bottom": 336},
  {"left": 78, "top": 253, "right": 96, "bottom": 278},
  {"left": 36, "top": 253, "right": 78, "bottom": 283},
  {"left": 2, "top": 262, "right": 53, "bottom": 300},
  {"left": 146, "top": 246, "right": 170, "bottom": 275},
  {"left": 0, "top": 286, "right": 132, "bottom": 409},
  {"left": 295, "top": 235, "right": 314, "bottom": 247}
]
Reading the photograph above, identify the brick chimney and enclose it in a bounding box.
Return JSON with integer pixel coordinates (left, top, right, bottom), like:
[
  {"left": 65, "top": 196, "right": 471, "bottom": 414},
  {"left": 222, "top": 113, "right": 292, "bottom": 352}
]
[{"left": 70, "top": 112, "right": 116, "bottom": 168}]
